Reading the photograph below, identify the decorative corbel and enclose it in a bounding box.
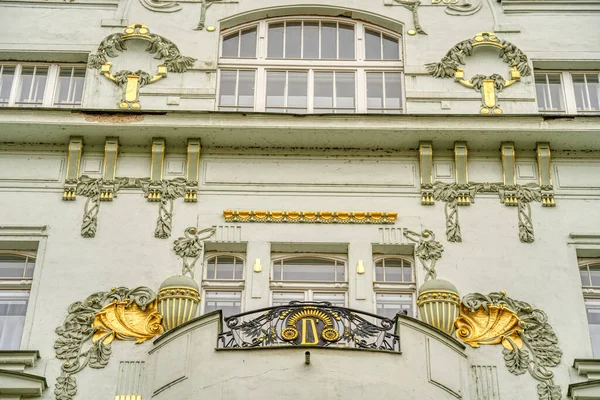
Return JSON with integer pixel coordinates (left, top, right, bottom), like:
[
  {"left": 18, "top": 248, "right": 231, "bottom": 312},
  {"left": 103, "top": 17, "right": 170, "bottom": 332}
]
[
  {"left": 501, "top": 142, "right": 517, "bottom": 206},
  {"left": 63, "top": 137, "right": 83, "bottom": 201},
  {"left": 419, "top": 142, "right": 434, "bottom": 205},
  {"left": 100, "top": 138, "right": 119, "bottom": 201},
  {"left": 148, "top": 138, "right": 165, "bottom": 202},
  {"left": 454, "top": 142, "right": 470, "bottom": 206},
  {"left": 537, "top": 143, "right": 555, "bottom": 207},
  {"left": 185, "top": 139, "right": 201, "bottom": 202}
]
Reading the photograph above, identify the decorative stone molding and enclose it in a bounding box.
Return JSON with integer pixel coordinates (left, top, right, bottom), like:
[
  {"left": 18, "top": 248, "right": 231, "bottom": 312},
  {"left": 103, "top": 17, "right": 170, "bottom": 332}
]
[
  {"left": 63, "top": 137, "right": 83, "bottom": 201},
  {"left": 139, "top": 0, "right": 238, "bottom": 30},
  {"left": 54, "top": 287, "right": 161, "bottom": 400},
  {"left": 426, "top": 32, "right": 531, "bottom": 114},
  {"left": 185, "top": 139, "right": 201, "bottom": 202},
  {"left": 223, "top": 210, "right": 398, "bottom": 224},
  {"left": 537, "top": 143, "right": 555, "bottom": 207},
  {"left": 386, "top": 0, "right": 482, "bottom": 35},
  {"left": 419, "top": 142, "right": 434, "bottom": 205},
  {"left": 88, "top": 24, "right": 196, "bottom": 109},
  {"left": 457, "top": 291, "right": 563, "bottom": 400}
]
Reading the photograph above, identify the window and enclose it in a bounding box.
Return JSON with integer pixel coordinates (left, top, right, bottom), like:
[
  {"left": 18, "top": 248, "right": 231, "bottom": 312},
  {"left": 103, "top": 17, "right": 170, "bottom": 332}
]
[
  {"left": 0, "top": 251, "right": 35, "bottom": 350},
  {"left": 579, "top": 259, "right": 600, "bottom": 357},
  {"left": 0, "top": 63, "right": 86, "bottom": 107},
  {"left": 270, "top": 255, "right": 348, "bottom": 307},
  {"left": 202, "top": 253, "right": 245, "bottom": 318},
  {"left": 374, "top": 256, "right": 415, "bottom": 318},
  {"left": 218, "top": 17, "right": 403, "bottom": 114},
  {"left": 535, "top": 71, "right": 600, "bottom": 114}
]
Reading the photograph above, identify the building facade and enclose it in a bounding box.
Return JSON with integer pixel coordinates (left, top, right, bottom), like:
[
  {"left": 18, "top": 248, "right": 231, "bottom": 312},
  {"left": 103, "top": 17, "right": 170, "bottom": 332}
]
[{"left": 0, "top": 0, "right": 600, "bottom": 399}]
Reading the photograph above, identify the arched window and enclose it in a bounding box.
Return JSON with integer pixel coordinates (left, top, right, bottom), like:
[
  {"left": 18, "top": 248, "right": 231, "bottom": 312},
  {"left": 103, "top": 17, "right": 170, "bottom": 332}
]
[
  {"left": 202, "top": 253, "right": 245, "bottom": 318},
  {"left": 271, "top": 255, "right": 346, "bottom": 282},
  {"left": 205, "top": 254, "right": 245, "bottom": 280},
  {"left": 218, "top": 17, "right": 403, "bottom": 114},
  {"left": 374, "top": 256, "right": 413, "bottom": 283},
  {"left": 579, "top": 259, "right": 600, "bottom": 357},
  {"left": 580, "top": 260, "right": 600, "bottom": 287},
  {"left": 0, "top": 251, "right": 36, "bottom": 350},
  {"left": 373, "top": 256, "right": 414, "bottom": 318}
]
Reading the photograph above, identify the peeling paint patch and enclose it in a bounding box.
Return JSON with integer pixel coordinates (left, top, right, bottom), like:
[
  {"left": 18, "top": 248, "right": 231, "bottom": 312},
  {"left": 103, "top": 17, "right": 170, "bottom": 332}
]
[{"left": 78, "top": 112, "right": 146, "bottom": 124}]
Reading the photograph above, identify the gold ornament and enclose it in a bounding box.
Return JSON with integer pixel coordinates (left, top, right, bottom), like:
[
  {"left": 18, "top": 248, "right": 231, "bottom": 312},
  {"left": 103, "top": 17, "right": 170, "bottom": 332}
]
[
  {"left": 454, "top": 303, "right": 523, "bottom": 350},
  {"left": 92, "top": 300, "right": 163, "bottom": 344}
]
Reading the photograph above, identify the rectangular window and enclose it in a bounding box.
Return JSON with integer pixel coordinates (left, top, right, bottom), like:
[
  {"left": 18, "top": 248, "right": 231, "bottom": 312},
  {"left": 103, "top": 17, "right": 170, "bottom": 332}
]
[
  {"left": 367, "top": 72, "right": 403, "bottom": 113},
  {"left": 314, "top": 71, "right": 355, "bottom": 113},
  {"left": 204, "top": 291, "right": 242, "bottom": 318},
  {"left": 376, "top": 293, "right": 414, "bottom": 318},
  {"left": 272, "top": 291, "right": 345, "bottom": 307},
  {"left": 535, "top": 72, "right": 565, "bottom": 111},
  {"left": 586, "top": 299, "right": 600, "bottom": 357},
  {"left": 218, "top": 70, "right": 255, "bottom": 111},
  {"left": 266, "top": 71, "right": 308, "bottom": 113},
  {"left": 0, "top": 65, "right": 15, "bottom": 106},
  {"left": 16, "top": 66, "right": 48, "bottom": 107},
  {"left": 54, "top": 67, "right": 85, "bottom": 107},
  {"left": 572, "top": 73, "right": 600, "bottom": 112},
  {"left": 272, "top": 257, "right": 346, "bottom": 282},
  {"left": 0, "top": 252, "right": 36, "bottom": 350}
]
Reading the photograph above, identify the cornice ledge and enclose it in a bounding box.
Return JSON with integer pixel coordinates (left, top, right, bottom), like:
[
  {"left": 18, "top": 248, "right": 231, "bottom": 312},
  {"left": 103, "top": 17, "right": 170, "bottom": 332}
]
[
  {"left": 0, "top": 368, "right": 48, "bottom": 395},
  {"left": 573, "top": 358, "right": 600, "bottom": 377},
  {"left": 0, "top": 226, "right": 48, "bottom": 237},
  {"left": 0, "top": 350, "right": 40, "bottom": 367},
  {"left": 567, "top": 379, "right": 600, "bottom": 398}
]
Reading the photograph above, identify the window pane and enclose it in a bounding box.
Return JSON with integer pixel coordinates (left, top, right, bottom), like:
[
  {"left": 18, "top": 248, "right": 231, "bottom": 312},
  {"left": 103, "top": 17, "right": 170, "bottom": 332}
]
[
  {"left": 385, "top": 72, "right": 402, "bottom": 109},
  {"left": 336, "top": 72, "right": 355, "bottom": 109},
  {"left": 268, "top": 23, "right": 284, "bottom": 58},
  {"left": 219, "top": 71, "right": 237, "bottom": 107},
  {"left": 204, "top": 291, "right": 241, "bottom": 318},
  {"left": 0, "top": 66, "right": 15, "bottom": 104},
  {"left": 237, "top": 71, "right": 255, "bottom": 108},
  {"left": 17, "top": 67, "right": 47, "bottom": 104},
  {"left": 313, "top": 292, "right": 345, "bottom": 307},
  {"left": 367, "top": 72, "right": 384, "bottom": 109},
  {"left": 0, "top": 290, "right": 29, "bottom": 350},
  {"left": 273, "top": 292, "right": 304, "bottom": 306},
  {"left": 535, "top": 74, "right": 549, "bottom": 110},
  {"left": 573, "top": 74, "right": 588, "bottom": 111},
  {"left": 536, "top": 73, "right": 564, "bottom": 111},
  {"left": 222, "top": 32, "right": 240, "bottom": 57},
  {"left": 273, "top": 261, "right": 282, "bottom": 280},
  {"left": 0, "top": 255, "right": 27, "bottom": 278},
  {"left": 365, "top": 29, "right": 381, "bottom": 60},
  {"left": 586, "top": 300, "right": 600, "bottom": 357},
  {"left": 239, "top": 28, "right": 257, "bottom": 58},
  {"left": 55, "top": 67, "right": 85, "bottom": 105},
  {"left": 375, "top": 261, "right": 384, "bottom": 281},
  {"left": 382, "top": 34, "right": 399, "bottom": 60},
  {"left": 303, "top": 22, "right": 319, "bottom": 59},
  {"left": 321, "top": 22, "right": 337, "bottom": 59},
  {"left": 335, "top": 262, "right": 346, "bottom": 281},
  {"left": 266, "top": 71, "right": 285, "bottom": 108},
  {"left": 384, "top": 259, "right": 403, "bottom": 282},
  {"left": 287, "top": 72, "right": 307, "bottom": 109},
  {"left": 206, "top": 257, "right": 216, "bottom": 279},
  {"left": 403, "top": 260, "right": 413, "bottom": 282},
  {"left": 285, "top": 22, "right": 302, "bottom": 58},
  {"left": 590, "top": 266, "right": 600, "bottom": 286},
  {"left": 281, "top": 258, "right": 337, "bottom": 281},
  {"left": 338, "top": 24, "right": 355, "bottom": 59},
  {"left": 376, "top": 293, "right": 413, "bottom": 318},
  {"left": 588, "top": 74, "right": 600, "bottom": 111},
  {"left": 233, "top": 258, "right": 243, "bottom": 280},
  {"left": 314, "top": 72, "right": 334, "bottom": 109},
  {"left": 215, "top": 256, "right": 235, "bottom": 279}
]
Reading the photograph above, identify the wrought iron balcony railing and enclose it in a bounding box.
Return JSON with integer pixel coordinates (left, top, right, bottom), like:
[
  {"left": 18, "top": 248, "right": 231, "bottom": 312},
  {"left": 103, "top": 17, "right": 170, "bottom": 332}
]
[{"left": 218, "top": 301, "right": 399, "bottom": 352}]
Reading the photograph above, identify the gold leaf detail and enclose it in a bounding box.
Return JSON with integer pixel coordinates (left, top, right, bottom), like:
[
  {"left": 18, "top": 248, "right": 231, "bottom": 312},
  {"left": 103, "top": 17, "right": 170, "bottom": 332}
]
[
  {"left": 454, "top": 303, "right": 523, "bottom": 350},
  {"left": 92, "top": 300, "right": 163, "bottom": 344}
]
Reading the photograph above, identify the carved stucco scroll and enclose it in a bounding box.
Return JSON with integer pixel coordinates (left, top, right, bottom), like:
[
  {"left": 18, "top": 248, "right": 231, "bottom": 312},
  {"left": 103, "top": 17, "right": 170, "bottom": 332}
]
[
  {"left": 88, "top": 24, "right": 196, "bottom": 109},
  {"left": 456, "top": 292, "right": 562, "bottom": 400},
  {"left": 54, "top": 287, "right": 162, "bottom": 400},
  {"left": 426, "top": 32, "right": 531, "bottom": 114},
  {"left": 431, "top": 182, "right": 544, "bottom": 243},
  {"left": 387, "top": 0, "right": 481, "bottom": 35}
]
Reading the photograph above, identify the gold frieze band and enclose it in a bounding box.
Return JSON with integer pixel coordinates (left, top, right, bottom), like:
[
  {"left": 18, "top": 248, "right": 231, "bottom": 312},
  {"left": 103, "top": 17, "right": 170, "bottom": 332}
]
[{"left": 223, "top": 210, "right": 397, "bottom": 224}]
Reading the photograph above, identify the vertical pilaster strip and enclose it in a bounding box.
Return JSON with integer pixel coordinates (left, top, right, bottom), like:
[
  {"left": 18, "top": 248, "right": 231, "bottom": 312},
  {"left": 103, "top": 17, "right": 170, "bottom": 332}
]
[
  {"left": 63, "top": 136, "right": 83, "bottom": 201},
  {"left": 185, "top": 139, "right": 201, "bottom": 202},
  {"left": 419, "top": 141, "right": 434, "bottom": 205},
  {"left": 148, "top": 138, "right": 165, "bottom": 202},
  {"left": 100, "top": 137, "right": 119, "bottom": 201},
  {"left": 501, "top": 142, "right": 518, "bottom": 206},
  {"left": 537, "top": 142, "right": 555, "bottom": 207},
  {"left": 454, "top": 141, "right": 470, "bottom": 205}
]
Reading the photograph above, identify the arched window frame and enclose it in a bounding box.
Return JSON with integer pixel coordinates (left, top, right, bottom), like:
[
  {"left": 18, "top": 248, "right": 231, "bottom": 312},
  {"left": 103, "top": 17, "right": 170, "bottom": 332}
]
[
  {"left": 217, "top": 16, "right": 404, "bottom": 114},
  {"left": 373, "top": 255, "right": 414, "bottom": 283},
  {"left": 201, "top": 252, "right": 246, "bottom": 318},
  {"left": 203, "top": 252, "right": 246, "bottom": 281},
  {"left": 372, "top": 255, "right": 416, "bottom": 319}
]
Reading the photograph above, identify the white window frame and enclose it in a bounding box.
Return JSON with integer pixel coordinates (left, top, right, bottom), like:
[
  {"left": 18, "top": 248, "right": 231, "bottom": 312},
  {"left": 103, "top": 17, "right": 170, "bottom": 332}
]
[
  {"left": 201, "top": 252, "right": 245, "bottom": 316},
  {"left": 270, "top": 253, "right": 348, "bottom": 306},
  {"left": 0, "top": 62, "right": 86, "bottom": 108},
  {"left": 373, "top": 255, "right": 417, "bottom": 318},
  {"left": 217, "top": 17, "right": 404, "bottom": 114},
  {"left": 579, "top": 257, "right": 600, "bottom": 358},
  {"left": 535, "top": 70, "right": 600, "bottom": 114}
]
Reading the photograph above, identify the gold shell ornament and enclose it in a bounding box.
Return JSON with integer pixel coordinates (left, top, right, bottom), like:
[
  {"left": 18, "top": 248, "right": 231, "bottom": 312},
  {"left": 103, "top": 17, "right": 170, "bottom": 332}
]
[
  {"left": 92, "top": 299, "right": 163, "bottom": 344},
  {"left": 454, "top": 303, "right": 523, "bottom": 350}
]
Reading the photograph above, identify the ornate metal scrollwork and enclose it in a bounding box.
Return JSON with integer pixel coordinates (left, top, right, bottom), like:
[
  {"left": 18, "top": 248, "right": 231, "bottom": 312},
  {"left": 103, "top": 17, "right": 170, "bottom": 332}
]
[{"left": 218, "top": 302, "right": 399, "bottom": 352}]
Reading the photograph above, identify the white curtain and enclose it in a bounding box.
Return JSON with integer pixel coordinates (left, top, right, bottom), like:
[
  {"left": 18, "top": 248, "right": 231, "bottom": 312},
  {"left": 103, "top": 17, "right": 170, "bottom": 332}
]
[{"left": 0, "top": 290, "right": 29, "bottom": 350}]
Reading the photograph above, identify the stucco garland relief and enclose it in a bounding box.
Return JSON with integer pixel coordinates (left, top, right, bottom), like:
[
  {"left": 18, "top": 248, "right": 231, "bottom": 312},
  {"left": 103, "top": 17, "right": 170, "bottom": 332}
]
[
  {"left": 88, "top": 24, "right": 196, "bottom": 109},
  {"left": 139, "top": 0, "right": 238, "bottom": 30},
  {"left": 426, "top": 32, "right": 531, "bottom": 114},
  {"left": 403, "top": 229, "right": 444, "bottom": 281},
  {"left": 70, "top": 176, "right": 195, "bottom": 239},
  {"left": 386, "top": 0, "right": 481, "bottom": 35},
  {"left": 428, "top": 182, "right": 544, "bottom": 243},
  {"left": 173, "top": 226, "right": 217, "bottom": 278},
  {"left": 455, "top": 292, "right": 562, "bottom": 400},
  {"left": 54, "top": 287, "right": 162, "bottom": 400}
]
